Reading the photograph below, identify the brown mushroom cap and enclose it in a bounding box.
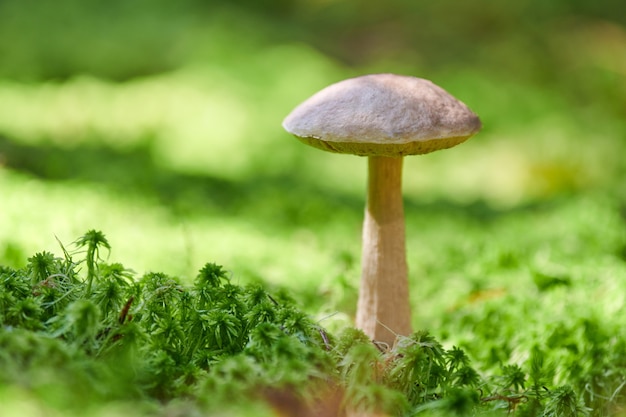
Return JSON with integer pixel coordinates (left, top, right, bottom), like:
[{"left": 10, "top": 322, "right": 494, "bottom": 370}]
[{"left": 282, "top": 73, "right": 482, "bottom": 157}]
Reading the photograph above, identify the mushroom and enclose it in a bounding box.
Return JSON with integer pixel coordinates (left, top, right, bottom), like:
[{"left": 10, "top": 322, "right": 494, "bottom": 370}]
[{"left": 282, "top": 74, "right": 481, "bottom": 347}]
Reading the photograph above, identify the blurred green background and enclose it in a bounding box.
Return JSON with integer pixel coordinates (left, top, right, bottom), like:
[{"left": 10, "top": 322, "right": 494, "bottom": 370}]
[{"left": 1, "top": 0, "right": 625, "bottom": 328}]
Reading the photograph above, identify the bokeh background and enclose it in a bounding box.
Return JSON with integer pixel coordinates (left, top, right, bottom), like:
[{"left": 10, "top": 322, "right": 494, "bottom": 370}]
[{"left": 1, "top": 0, "right": 625, "bottom": 328}]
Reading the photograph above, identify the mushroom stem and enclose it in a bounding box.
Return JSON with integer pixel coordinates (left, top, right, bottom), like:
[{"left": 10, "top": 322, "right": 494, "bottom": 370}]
[{"left": 356, "top": 156, "right": 412, "bottom": 346}]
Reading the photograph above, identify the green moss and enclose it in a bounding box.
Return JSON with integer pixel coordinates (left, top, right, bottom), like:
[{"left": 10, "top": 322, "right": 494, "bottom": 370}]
[{"left": 4, "top": 228, "right": 626, "bottom": 415}]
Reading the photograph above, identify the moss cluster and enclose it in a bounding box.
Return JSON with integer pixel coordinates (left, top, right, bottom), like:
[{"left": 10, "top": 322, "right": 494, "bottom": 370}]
[{"left": 2, "top": 230, "right": 615, "bottom": 416}]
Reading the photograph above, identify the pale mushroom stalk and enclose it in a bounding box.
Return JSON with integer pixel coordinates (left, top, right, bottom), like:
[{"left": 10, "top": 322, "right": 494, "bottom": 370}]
[{"left": 357, "top": 156, "right": 412, "bottom": 345}]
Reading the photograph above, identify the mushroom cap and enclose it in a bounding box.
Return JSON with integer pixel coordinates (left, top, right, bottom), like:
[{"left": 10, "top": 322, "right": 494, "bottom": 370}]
[{"left": 282, "top": 73, "right": 482, "bottom": 157}]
